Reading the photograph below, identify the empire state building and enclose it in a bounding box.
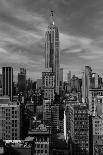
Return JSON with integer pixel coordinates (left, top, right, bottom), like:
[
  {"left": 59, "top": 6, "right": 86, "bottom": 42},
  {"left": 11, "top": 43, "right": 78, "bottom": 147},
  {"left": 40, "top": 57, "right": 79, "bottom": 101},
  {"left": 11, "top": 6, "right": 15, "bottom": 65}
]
[{"left": 45, "top": 11, "right": 60, "bottom": 94}]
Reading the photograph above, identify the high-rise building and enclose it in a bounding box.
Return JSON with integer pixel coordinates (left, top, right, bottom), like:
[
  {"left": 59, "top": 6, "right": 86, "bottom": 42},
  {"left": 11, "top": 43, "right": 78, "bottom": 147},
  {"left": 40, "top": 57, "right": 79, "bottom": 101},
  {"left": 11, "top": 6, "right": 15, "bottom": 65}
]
[
  {"left": 43, "top": 100, "right": 51, "bottom": 128},
  {"left": 18, "top": 68, "right": 26, "bottom": 93},
  {"left": 2, "top": 67, "right": 13, "bottom": 101},
  {"left": 64, "top": 104, "right": 74, "bottom": 141},
  {"left": 67, "top": 71, "right": 71, "bottom": 84},
  {"left": 42, "top": 68, "right": 55, "bottom": 100},
  {"left": 45, "top": 11, "right": 60, "bottom": 94},
  {"left": 36, "top": 79, "right": 42, "bottom": 89},
  {"left": 59, "top": 68, "right": 63, "bottom": 93},
  {"left": 88, "top": 89, "right": 103, "bottom": 115},
  {"left": 82, "top": 66, "right": 92, "bottom": 103},
  {"left": 0, "top": 101, "right": 21, "bottom": 140},
  {"left": 73, "top": 104, "right": 89, "bottom": 154},
  {"left": 93, "top": 116, "right": 103, "bottom": 155}
]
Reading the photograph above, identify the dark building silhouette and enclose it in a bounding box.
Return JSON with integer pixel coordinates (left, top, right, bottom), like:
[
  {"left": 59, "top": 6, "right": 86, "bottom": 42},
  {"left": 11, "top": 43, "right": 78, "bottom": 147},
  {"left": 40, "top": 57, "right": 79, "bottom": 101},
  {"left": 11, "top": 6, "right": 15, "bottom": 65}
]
[
  {"left": 2, "top": 67, "right": 13, "bottom": 101},
  {"left": 18, "top": 68, "right": 26, "bottom": 93}
]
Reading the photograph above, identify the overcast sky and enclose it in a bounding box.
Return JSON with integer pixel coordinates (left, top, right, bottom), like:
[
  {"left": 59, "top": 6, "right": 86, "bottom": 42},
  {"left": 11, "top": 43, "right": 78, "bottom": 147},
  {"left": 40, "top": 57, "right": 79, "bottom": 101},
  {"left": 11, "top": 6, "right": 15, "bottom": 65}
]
[{"left": 0, "top": 0, "right": 103, "bottom": 80}]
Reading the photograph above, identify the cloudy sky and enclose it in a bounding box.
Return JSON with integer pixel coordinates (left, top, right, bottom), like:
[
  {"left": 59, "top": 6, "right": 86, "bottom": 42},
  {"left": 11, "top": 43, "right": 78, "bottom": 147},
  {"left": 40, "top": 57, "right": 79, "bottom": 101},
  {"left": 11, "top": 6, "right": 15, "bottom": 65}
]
[{"left": 0, "top": 0, "right": 103, "bottom": 80}]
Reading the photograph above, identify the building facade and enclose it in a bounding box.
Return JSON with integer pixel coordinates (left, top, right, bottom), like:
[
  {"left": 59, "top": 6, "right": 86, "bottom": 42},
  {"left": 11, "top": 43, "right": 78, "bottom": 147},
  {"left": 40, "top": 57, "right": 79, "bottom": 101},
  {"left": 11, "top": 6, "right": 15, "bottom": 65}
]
[
  {"left": 28, "top": 124, "right": 49, "bottom": 155},
  {"left": 42, "top": 68, "right": 55, "bottom": 100},
  {"left": 0, "top": 102, "right": 20, "bottom": 140},
  {"left": 2, "top": 67, "right": 13, "bottom": 101}
]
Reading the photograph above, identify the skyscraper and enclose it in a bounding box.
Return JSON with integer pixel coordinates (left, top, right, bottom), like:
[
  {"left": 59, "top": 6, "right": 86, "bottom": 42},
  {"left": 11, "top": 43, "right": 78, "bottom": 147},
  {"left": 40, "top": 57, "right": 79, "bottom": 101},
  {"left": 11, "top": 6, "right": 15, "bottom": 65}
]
[
  {"left": 82, "top": 66, "right": 92, "bottom": 103},
  {"left": 45, "top": 11, "right": 60, "bottom": 94},
  {"left": 2, "top": 67, "right": 13, "bottom": 101},
  {"left": 18, "top": 68, "right": 26, "bottom": 93}
]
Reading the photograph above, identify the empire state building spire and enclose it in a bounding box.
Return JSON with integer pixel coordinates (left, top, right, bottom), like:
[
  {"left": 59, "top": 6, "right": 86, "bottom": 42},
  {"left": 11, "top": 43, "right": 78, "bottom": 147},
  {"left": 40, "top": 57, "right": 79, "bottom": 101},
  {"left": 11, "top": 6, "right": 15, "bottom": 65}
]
[
  {"left": 45, "top": 11, "right": 60, "bottom": 94},
  {"left": 50, "top": 10, "right": 55, "bottom": 25}
]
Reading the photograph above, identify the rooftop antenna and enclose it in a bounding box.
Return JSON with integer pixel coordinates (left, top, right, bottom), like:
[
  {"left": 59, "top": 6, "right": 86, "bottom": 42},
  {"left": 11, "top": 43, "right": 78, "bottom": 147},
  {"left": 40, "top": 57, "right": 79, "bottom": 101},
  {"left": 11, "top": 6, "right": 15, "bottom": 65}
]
[{"left": 50, "top": 10, "right": 55, "bottom": 25}]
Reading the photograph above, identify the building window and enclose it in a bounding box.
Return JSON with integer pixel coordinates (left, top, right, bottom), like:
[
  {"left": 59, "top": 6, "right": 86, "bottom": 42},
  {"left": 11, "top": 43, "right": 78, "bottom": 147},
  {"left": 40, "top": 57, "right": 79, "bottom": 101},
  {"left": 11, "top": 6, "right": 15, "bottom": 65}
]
[
  {"left": 45, "top": 150, "right": 47, "bottom": 153},
  {"left": 41, "top": 144, "right": 43, "bottom": 148},
  {"left": 41, "top": 150, "right": 43, "bottom": 153},
  {"left": 37, "top": 144, "right": 40, "bottom": 148},
  {"left": 45, "top": 144, "right": 47, "bottom": 148},
  {"left": 37, "top": 150, "right": 40, "bottom": 153}
]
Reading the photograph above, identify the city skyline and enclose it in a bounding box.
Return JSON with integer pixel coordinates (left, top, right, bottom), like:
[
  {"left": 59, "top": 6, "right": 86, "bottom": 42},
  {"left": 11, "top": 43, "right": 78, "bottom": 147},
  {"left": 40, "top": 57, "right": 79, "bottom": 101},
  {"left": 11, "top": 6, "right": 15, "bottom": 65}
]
[{"left": 0, "top": 0, "right": 103, "bottom": 80}]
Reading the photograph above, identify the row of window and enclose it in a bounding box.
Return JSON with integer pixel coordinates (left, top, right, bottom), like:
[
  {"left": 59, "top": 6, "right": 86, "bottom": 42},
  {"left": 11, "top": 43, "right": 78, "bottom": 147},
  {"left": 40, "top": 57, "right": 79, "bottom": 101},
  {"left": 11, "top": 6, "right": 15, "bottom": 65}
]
[
  {"left": 35, "top": 149, "right": 47, "bottom": 154},
  {"left": 36, "top": 144, "right": 47, "bottom": 148}
]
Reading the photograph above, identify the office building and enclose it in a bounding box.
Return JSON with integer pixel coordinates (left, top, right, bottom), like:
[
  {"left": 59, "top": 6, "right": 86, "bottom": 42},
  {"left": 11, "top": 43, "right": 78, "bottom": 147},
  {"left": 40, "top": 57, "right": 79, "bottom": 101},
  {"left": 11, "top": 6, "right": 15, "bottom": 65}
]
[
  {"left": 51, "top": 104, "right": 59, "bottom": 133},
  {"left": 28, "top": 124, "right": 49, "bottom": 155},
  {"left": 42, "top": 68, "right": 55, "bottom": 100},
  {"left": 18, "top": 68, "right": 26, "bottom": 93},
  {"left": 82, "top": 66, "right": 92, "bottom": 103},
  {"left": 43, "top": 100, "right": 51, "bottom": 128},
  {"left": 73, "top": 104, "right": 89, "bottom": 154},
  {"left": 0, "top": 101, "right": 21, "bottom": 140},
  {"left": 93, "top": 116, "right": 103, "bottom": 154},
  {"left": 2, "top": 67, "right": 13, "bottom": 101},
  {"left": 88, "top": 89, "right": 103, "bottom": 115},
  {"left": 45, "top": 11, "right": 60, "bottom": 94},
  {"left": 64, "top": 104, "right": 74, "bottom": 141}
]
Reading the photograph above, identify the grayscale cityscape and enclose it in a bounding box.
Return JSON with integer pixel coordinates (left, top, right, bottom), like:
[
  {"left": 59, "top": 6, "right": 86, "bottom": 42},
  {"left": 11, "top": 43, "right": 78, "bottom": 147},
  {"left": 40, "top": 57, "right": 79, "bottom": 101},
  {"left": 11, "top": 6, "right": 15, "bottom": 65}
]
[{"left": 0, "top": 0, "right": 102, "bottom": 155}]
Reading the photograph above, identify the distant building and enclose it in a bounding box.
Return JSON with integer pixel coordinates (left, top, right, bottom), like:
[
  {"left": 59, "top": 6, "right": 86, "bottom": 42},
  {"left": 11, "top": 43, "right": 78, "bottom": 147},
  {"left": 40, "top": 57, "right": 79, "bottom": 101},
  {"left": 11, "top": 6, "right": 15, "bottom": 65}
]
[
  {"left": 42, "top": 68, "right": 55, "bottom": 100},
  {"left": 18, "top": 68, "right": 26, "bottom": 93},
  {"left": 67, "top": 71, "right": 71, "bottom": 84},
  {"left": 2, "top": 67, "right": 13, "bottom": 101},
  {"left": 59, "top": 68, "right": 63, "bottom": 87},
  {"left": 88, "top": 89, "right": 103, "bottom": 115},
  {"left": 28, "top": 124, "right": 50, "bottom": 155},
  {"left": 36, "top": 105, "right": 43, "bottom": 120},
  {"left": 36, "top": 79, "right": 42, "bottom": 89},
  {"left": 82, "top": 66, "right": 92, "bottom": 103},
  {"left": 45, "top": 11, "right": 60, "bottom": 94}
]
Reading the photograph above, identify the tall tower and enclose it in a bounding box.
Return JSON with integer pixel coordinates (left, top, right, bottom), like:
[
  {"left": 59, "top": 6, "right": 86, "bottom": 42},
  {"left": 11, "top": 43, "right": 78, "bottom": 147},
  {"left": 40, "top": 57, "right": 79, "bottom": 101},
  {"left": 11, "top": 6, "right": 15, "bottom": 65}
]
[
  {"left": 2, "top": 67, "right": 13, "bottom": 101},
  {"left": 45, "top": 11, "right": 60, "bottom": 94},
  {"left": 82, "top": 66, "right": 92, "bottom": 103},
  {"left": 18, "top": 68, "right": 26, "bottom": 93}
]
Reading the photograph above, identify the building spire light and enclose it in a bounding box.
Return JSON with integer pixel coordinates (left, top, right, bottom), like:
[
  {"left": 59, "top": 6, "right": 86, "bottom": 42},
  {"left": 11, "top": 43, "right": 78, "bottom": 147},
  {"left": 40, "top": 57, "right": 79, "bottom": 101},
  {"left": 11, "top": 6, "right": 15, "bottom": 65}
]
[{"left": 50, "top": 10, "right": 54, "bottom": 25}]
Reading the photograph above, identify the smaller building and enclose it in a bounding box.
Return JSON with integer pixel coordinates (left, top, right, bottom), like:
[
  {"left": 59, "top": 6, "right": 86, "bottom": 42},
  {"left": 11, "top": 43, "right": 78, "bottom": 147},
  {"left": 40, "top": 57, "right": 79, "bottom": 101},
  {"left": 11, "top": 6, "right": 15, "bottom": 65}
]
[
  {"left": 28, "top": 124, "right": 50, "bottom": 155},
  {"left": 4, "top": 138, "right": 34, "bottom": 155},
  {"left": 93, "top": 115, "right": 103, "bottom": 155}
]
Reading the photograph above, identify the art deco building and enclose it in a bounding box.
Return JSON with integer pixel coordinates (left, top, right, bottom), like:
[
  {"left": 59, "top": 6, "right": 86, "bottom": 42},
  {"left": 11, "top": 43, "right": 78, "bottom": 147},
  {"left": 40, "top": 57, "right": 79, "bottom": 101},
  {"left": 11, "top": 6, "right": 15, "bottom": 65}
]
[
  {"left": 45, "top": 11, "right": 60, "bottom": 94},
  {"left": 42, "top": 68, "right": 55, "bottom": 100}
]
